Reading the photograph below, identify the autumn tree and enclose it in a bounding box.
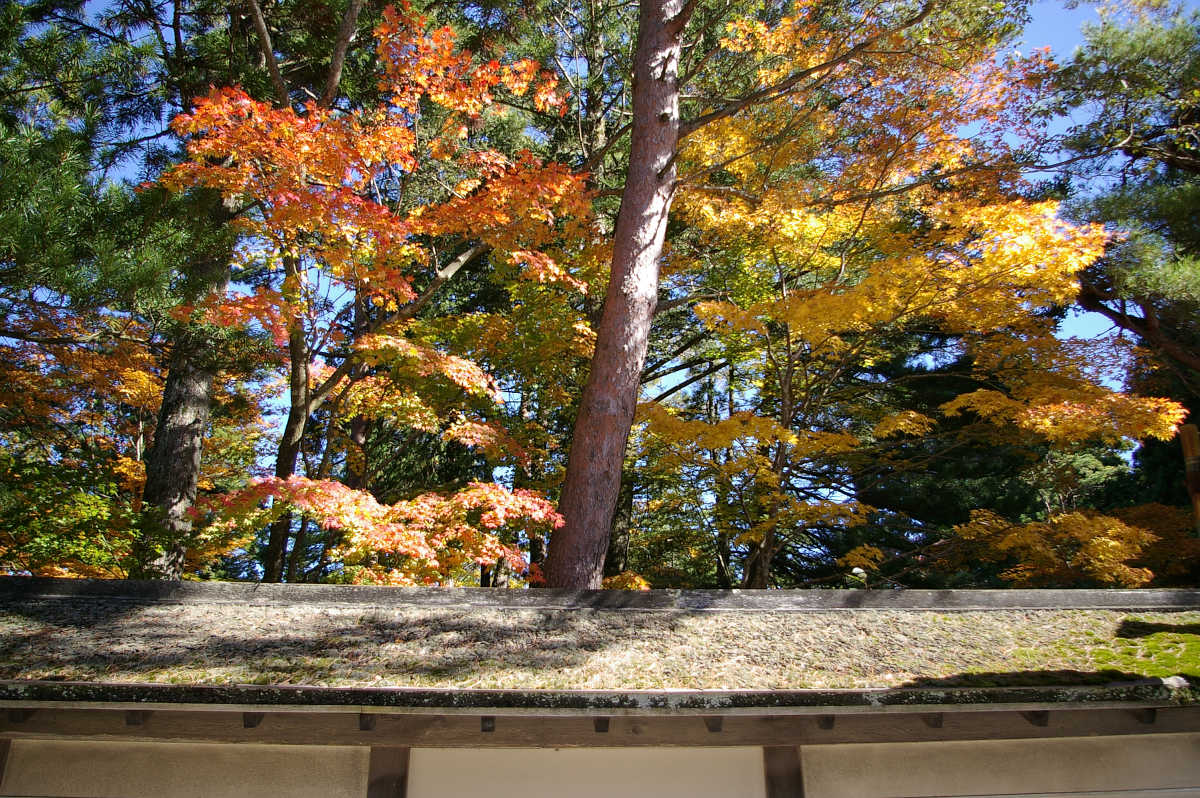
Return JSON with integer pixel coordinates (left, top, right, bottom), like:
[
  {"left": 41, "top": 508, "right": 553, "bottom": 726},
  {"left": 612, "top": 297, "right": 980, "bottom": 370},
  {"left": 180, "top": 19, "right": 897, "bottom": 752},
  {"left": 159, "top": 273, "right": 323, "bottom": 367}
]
[
  {"left": 547, "top": 0, "right": 1065, "bottom": 586},
  {"left": 165, "top": 5, "right": 592, "bottom": 584},
  {"left": 125, "top": 0, "right": 389, "bottom": 579}
]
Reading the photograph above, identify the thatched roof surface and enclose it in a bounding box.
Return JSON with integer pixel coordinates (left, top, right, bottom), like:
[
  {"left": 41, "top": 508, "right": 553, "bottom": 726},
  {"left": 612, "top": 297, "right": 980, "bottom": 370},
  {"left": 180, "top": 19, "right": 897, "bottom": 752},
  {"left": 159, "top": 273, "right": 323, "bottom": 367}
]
[{"left": 2, "top": 578, "right": 1197, "bottom": 708}]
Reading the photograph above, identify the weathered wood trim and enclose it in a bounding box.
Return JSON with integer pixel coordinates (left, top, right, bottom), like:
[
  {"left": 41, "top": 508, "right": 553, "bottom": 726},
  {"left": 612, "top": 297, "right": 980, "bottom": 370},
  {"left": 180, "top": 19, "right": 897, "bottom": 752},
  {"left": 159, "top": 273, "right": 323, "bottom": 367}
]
[
  {"left": 0, "top": 738, "right": 10, "bottom": 789},
  {"left": 0, "top": 706, "right": 1196, "bottom": 748},
  {"left": 1131, "top": 707, "right": 1158, "bottom": 724},
  {"left": 0, "top": 696, "right": 1188, "bottom": 718},
  {"left": 367, "top": 746, "right": 409, "bottom": 798},
  {"left": 2, "top": 680, "right": 1192, "bottom": 714},
  {"left": 4, "top": 576, "right": 1199, "bottom": 612},
  {"left": 763, "top": 746, "right": 803, "bottom": 798}
]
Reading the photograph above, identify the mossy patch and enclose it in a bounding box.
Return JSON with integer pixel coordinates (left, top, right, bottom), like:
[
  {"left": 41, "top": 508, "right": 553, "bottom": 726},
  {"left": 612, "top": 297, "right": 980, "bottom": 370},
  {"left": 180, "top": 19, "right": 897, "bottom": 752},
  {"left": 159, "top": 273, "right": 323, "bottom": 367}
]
[{"left": 1082, "top": 614, "right": 1200, "bottom": 679}]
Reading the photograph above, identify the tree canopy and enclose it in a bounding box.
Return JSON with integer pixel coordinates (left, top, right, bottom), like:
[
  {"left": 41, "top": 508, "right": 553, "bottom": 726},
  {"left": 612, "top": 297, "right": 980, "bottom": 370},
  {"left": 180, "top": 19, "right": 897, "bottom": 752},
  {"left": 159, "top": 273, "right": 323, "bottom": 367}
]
[{"left": 0, "top": 0, "right": 1196, "bottom": 589}]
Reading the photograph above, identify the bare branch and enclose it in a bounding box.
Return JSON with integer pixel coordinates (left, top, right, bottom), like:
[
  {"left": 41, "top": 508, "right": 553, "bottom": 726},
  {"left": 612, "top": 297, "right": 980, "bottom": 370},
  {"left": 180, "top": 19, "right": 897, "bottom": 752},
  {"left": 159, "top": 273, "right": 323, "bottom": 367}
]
[
  {"left": 644, "top": 331, "right": 708, "bottom": 375},
  {"left": 392, "top": 243, "right": 491, "bottom": 324},
  {"left": 318, "top": 0, "right": 366, "bottom": 108},
  {"left": 642, "top": 355, "right": 716, "bottom": 384},
  {"left": 245, "top": 0, "right": 290, "bottom": 108},
  {"left": 651, "top": 360, "right": 730, "bottom": 402}
]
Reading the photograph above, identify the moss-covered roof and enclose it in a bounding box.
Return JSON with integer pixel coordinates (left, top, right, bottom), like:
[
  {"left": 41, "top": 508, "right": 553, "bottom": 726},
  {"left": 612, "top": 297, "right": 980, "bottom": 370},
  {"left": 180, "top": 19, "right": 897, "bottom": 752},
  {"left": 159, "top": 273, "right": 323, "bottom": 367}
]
[{"left": 1, "top": 578, "right": 1198, "bottom": 708}]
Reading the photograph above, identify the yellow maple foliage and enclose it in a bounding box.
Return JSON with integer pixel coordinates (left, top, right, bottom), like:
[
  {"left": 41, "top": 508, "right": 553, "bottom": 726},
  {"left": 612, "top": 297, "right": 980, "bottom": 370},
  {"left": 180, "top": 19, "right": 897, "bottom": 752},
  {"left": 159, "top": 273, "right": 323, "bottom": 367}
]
[
  {"left": 628, "top": 12, "right": 1185, "bottom": 587},
  {"left": 952, "top": 509, "right": 1156, "bottom": 587}
]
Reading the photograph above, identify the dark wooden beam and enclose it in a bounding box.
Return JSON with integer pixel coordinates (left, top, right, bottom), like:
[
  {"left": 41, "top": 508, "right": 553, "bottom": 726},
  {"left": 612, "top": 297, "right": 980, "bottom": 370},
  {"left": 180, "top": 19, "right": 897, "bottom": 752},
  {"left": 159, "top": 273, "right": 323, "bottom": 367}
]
[
  {"left": 1, "top": 706, "right": 1197, "bottom": 748},
  {"left": 367, "top": 746, "right": 409, "bottom": 798},
  {"left": 763, "top": 746, "right": 803, "bottom": 798},
  {"left": 1130, "top": 708, "right": 1157, "bottom": 725},
  {"left": 1020, "top": 711, "right": 1050, "bottom": 727},
  {"left": 0, "top": 738, "right": 10, "bottom": 789}
]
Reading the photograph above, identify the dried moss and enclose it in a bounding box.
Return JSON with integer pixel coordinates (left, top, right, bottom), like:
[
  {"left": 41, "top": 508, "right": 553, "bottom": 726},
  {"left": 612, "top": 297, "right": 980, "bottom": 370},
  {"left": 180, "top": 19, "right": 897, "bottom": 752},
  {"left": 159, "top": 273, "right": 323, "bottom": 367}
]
[{"left": 1, "top": 600, "right": 1197, "bottom": 691}]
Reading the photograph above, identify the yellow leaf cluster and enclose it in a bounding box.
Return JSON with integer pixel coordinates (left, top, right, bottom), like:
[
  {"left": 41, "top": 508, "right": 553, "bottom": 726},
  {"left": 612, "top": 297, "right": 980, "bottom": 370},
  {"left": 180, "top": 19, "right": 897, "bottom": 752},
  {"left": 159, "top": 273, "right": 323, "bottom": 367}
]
[
  {"left": 953, "top": 509, "right": 1157, "bottom": 587},
  {"left": 873, "top": 411, "right": 937, "bottom": 439},
  {"left": 837, "top": 544, "right": 886, "bottom": 572}
]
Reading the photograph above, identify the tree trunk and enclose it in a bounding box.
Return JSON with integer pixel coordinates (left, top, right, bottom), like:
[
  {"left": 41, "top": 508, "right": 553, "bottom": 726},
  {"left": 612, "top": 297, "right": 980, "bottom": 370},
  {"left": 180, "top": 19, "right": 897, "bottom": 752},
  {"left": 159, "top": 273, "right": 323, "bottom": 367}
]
[
  {"left": 742, "top": 535, "right": 775, "bottom": 589},
  {"left": 603, "top": 475, "right": 634, "bottom": 579},
  {"left": 480, "top": 559, "right": 510, "bottom": 588},
  {"left": 129, "top": 326, "right": 219, "bottom": 580},
  {"left": 261, "top": 386, "right": 306, "bottom": 582},
  {"left": 741, "top": 337, "right": 795, "bottom": 589},
  {"left": 546, "top": 0, "right": 685, "bottom": 588},
  {"left": 263, "top": 263, "right": 310, "bottom": 582},
  {"left": 130, "top": 246, "right": 231, "bottom": 580}
]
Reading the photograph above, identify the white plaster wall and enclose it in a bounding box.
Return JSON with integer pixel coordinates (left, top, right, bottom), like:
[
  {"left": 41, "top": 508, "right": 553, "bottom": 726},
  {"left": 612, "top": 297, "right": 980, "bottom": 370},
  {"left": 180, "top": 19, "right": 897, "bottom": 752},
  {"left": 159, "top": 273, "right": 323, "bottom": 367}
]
[
  {"left": 802, "top": 733, "right": 1200, "bottom": 798},
  {"left": 407, "top": 746, "right": 767, "bottom": 798},
  {"left": 0, "top": 739, "right": 368, "bottom": 798}
]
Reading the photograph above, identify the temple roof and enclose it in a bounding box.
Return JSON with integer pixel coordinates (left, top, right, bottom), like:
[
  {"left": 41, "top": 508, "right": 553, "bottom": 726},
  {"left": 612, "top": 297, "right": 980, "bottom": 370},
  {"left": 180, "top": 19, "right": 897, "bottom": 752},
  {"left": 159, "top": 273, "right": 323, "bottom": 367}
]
[{"left": 2, "top": 577, "right": 1197, "bottom": 711}]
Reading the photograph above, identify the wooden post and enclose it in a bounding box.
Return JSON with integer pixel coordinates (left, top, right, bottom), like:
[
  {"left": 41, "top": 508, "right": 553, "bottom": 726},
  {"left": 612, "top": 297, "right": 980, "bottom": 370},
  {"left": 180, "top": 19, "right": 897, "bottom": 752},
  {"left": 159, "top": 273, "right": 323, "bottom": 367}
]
[
  {"left": 367, "top": 746, "right": 409, "bottom": 798},
  {"left": 763, "top": 746, "right": 804, "bottom": 798},
  {"left": 1181, "top": 424, "right": 1200, "bottom": 536}
]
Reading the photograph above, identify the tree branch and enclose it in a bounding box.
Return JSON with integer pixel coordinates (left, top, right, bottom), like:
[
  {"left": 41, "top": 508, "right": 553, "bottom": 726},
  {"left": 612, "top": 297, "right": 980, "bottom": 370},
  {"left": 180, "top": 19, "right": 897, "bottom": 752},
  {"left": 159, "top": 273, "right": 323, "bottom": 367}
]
[
  {"left": 651, "top": 360, "right": 730, "bottom": 402},
  {"left": 245, "top": 0, "right": 291, "bottom": 108},
  {"left": 642, "top": 355, "right": 716, "bottom": 384},
  {"left": 665, "top": 0, "right": 700, "bottom": 36},
  {"left": 581, "top": 120, "right": 632, "bottom": 173},
  {"left": 1076, "top": 281, "right": 1200, "bottom": 375},
  {"left": 318, "top": 0, "right": 366, "bottom": 108},
  {"left": 393, "top": 243, "right": 491, "bottom": 325},
  {"left": 654, "top": 291, "right": 725, "bottom": 316},
  {"left": 644, "top": 330, "right": 709, "bottom": 376}
]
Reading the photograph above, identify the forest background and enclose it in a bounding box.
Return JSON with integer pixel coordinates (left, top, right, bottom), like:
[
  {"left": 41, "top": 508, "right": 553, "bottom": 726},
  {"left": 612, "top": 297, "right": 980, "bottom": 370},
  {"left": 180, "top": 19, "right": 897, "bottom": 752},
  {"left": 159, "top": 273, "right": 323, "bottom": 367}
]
[{"left": 2, "top": 0, "right": 1199, "bottom": 590}]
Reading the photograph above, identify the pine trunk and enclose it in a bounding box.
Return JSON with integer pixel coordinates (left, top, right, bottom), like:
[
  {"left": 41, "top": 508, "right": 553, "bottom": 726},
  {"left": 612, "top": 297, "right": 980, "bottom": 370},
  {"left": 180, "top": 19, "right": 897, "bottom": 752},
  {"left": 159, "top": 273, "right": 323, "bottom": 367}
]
[
  {"left": 546, "top": 0, "right": 684, "bottom": 588},
  {"left": 129, "top": 327, "right": 218, "bottom": 580}
]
